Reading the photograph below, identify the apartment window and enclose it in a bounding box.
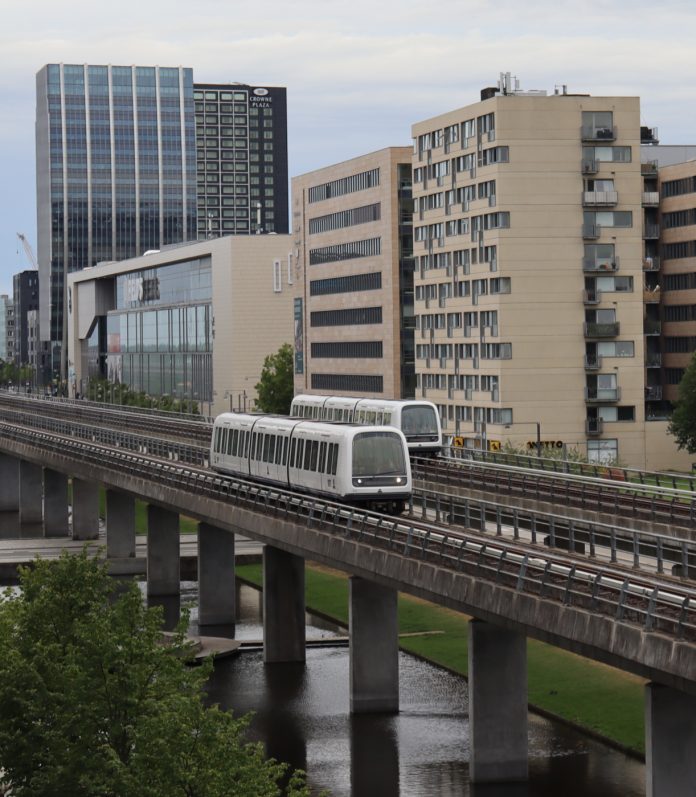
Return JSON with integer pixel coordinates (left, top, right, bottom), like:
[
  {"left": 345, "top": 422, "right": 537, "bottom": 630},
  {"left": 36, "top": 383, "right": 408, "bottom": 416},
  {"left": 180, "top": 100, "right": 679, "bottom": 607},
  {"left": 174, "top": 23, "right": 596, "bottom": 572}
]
[
  {"left": 312, "top": 374, "right": 383, "bottom": 393},
  {"left": 446, "top": 219, "right": 469, "bottom": 237},
  {"left": 596, "top": 341, "right": 634, "bottom": 357},
  {"left": 663, "top": 242, "right": 696, "bottom": 261},
  {"left": 662, "top": 176, "right": 696, "bottom": 198},
  {"left": 445, "top": 124, "right": 459, "bottom": 144},
  {"left": 478, "top": 180, "right": 496, "bottom": 199},
  {"left": 584, "top": 243, "right": 616, "bottom": 268},
  {"left": 583, "top": 211, "right": 632, "bottom": 228},
  {"left": 309, "top": 237, "right": 381, "bottom": 265},
  {"left": 595, "top": 275, "right": 633, "bottom": 292},
  {"left": 583, "top": 146, "right": 631, "bottom": 163},
  {"left": 310, "top": 272, "right": 381, "bottom": 296},
  {"left": 582, "top": 111, "right": 614, "bottom": 137},
  {"left": 310, "top": 307, "right": 382, "bottom": 327},
  {"left": 587, "top": 438, "right": 618, "bottom": 464},
  {"left": 664, "top": 305, "right": 696, "bottom": 322},
  {"left": 665, "top": 337, "right": 696, "bottom": 353},
  {"left": 481, "top": 342, "right": 512, "bottom": 359},
  {"left": 662, "top": 209, "right": 696, "bottom": 229},
  {"left": 666, "top": 368, "right": 686, "bottom": 384},
  {"left": 478, "top": 112, "right": 495, "bottom": 135},
  {"left": 664, "top": 272, "right": 696, "bottom": 291},
  {"left": 490, "top": 277, "right": 511, "bottom": 294},
  {"left": 480, "top": 146, "right": 509, "bottom": 166},
  {"left": 311, "top": 341, "right": 383, "bottom": 358}
]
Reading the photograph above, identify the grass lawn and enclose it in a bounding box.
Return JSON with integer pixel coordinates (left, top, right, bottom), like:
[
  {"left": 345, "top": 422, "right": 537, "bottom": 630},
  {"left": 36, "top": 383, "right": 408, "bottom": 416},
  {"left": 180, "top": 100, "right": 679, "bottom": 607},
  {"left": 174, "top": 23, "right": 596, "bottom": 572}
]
[
  {"left": 96, "top": 487, "right": 199, "bottom": 534},
  {"left": 236, "top": 562, "right": 645, "bottom": 755}
]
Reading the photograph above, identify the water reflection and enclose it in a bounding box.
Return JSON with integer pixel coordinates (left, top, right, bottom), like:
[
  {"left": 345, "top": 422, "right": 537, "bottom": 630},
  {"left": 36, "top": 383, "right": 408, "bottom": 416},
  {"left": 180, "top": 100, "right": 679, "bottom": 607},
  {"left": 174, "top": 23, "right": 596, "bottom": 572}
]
[{"left": 202, "top": 585, "right": 645, "bottom": 797}]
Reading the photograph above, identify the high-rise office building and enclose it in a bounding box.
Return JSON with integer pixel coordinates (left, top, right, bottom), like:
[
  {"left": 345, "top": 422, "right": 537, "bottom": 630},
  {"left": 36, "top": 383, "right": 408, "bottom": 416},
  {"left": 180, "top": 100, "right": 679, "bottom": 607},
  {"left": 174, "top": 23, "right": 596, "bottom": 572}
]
[
  {"left": 292, "top": 147, "right": 415, "bottom": 399},
  {"left": 194, "top": 84, "right": 288, "bottom": 238},
  {"left": 410, "top": 76, "right": 686, "bottom": 469},
  {"left": 36, "top": 64, "right": 197, "bottom": 375},
  {"left": 12, "top": 270, "right": 39, "bottom": 366},
  {"left": 0, "top": 295, "right": 12, "bottom": 362}
]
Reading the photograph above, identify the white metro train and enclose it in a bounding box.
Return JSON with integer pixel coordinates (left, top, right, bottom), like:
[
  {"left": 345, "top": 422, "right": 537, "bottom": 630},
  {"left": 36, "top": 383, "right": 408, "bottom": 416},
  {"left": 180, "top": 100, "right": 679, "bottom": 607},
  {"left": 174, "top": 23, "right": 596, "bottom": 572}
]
[
  {"left": 289, "top": 395, "right": 443, "bottom": 456},
  {"left": 210, "top": 413, "right": 412, "bottom": 514}
]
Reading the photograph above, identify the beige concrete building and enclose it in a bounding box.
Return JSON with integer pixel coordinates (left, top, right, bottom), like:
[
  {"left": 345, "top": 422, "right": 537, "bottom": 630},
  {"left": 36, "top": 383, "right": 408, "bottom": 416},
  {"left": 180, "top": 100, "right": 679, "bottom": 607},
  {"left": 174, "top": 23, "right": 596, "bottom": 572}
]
[
  {"left": 67, "top": 235, "right": 293, "bottom": 416},
  {"left": 410, "top": 79, "right": 688, "bottom": 468},
  {"left": 291, "top": 147, "right": 414, "bottom": 399}
]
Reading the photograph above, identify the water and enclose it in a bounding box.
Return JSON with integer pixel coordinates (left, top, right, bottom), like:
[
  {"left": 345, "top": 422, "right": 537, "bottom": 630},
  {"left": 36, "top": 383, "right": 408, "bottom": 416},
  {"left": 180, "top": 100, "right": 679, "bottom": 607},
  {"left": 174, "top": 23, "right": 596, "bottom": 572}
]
[{"left": 176, "top": 583, "right": 645, "bottom": 797}]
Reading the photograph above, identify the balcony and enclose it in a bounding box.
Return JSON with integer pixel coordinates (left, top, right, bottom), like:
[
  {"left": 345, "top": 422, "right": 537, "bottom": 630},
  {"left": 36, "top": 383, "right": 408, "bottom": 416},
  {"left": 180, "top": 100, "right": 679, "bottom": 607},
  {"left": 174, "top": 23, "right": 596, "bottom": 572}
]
[
  {"left": 584, "top": 354, "right": 602, "bottom": 370},
  {"left": 583, "top": 288, "right": 601, "bottom": 305},
  {"left": 641, "top": 160, "right": 658, "bottom": 176},
  {"left": 582, "top": 223, "right": 601, "bottom": 239},
  {"left": 645, "top": 385, "right": 663, "bottom": 401},
  {"left": 584, "top": 322, "right": 620, "bottom": 338},
  {"left": 586, "top": 418, "right": 604, "bottom": 436},
  {"left": 642, "top": 191, "right": 659, "bottom": 206},
  {"left": 585, "top": 386, "right": 621, "bottom": 402},
  {"left": 643, "top": 256, "right": 660, "bottom": 271},
  {"left": 583, "top": 256, "right": 618, "bottom": 272},
  {"left": 583, "top": 190, "right": 619, "bottom": 206},
  {"left": 581, "top": 125, "right": 617, "bottom": 142},
  {"left": 646, "top": 353, "right": 662, "bottom": 367},
  {"left": 643, "top": 286, "right": 661, "bottom": 303},
  {"left": 644, "top": 319, "right": 662, "bottom": 335},
  {"left": 581, "top": 159, "right": 598, "bottom": 175},
  {"left": 643, "top": 224, "right": 660, "bottom": 240}
]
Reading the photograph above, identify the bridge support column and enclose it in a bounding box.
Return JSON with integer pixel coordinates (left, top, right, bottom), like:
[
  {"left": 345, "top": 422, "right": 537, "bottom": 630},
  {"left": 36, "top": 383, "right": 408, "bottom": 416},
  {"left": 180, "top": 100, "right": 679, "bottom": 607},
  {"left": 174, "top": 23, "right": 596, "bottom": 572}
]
[
  {"left": 0, "top": 454, "right": 19, "bottom": 512},
  {"left": 105, "top": 489, "right": 135, "bottom": 559},
  {"left": 349, "top": 577, "right": 398, "bottom": 714},
  {"left": 147, "top": 506, "right": 180, "bottom": 596},
  {"left": 19, "top": 461, "right": 43, "bottom": 525},
  {"left": 263, "top": 546, "right": 305, "bottom": 663},
  {"left": 646, "top": 682, "right": 696, "bottom": 797},
  {"left": 71, "top": 478, "right": 100, "bottom": 541},
  {"left": 197, "top": 522, "right": 235, "bottom": 629},
  {"left": 468, "top": 619, "right": 528, "bottom": 783},
  {"left": 43, "top": 469, "right": 69, "bottom": 537}
]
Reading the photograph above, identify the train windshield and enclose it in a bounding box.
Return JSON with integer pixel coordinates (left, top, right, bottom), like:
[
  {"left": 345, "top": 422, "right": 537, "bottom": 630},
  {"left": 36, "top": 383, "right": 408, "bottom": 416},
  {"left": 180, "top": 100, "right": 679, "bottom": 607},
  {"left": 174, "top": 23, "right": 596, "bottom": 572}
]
[
  {"left": 401, "top": 405, "right": 439, "bottom": 437},
  {"left": 352, "top": 432, "right": 407, "bottom": 476}
]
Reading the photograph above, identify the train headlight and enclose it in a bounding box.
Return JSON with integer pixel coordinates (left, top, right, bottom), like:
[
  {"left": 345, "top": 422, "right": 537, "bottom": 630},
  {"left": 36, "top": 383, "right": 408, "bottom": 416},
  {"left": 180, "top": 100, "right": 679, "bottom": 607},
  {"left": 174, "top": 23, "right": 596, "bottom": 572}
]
[
  {"left": 395, "top": 477, "right": 402, "bottom": 484},
  {"left": 357, "top": 478, "right": 363, "bottom": 485}
]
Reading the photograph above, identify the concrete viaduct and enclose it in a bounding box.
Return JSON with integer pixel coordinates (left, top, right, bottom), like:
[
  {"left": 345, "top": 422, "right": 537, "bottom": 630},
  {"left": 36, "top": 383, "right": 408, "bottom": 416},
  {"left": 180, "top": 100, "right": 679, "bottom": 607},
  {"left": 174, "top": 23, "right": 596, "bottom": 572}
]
[{"left": 0, "top": 423, "right": 694, "bottom": 795}]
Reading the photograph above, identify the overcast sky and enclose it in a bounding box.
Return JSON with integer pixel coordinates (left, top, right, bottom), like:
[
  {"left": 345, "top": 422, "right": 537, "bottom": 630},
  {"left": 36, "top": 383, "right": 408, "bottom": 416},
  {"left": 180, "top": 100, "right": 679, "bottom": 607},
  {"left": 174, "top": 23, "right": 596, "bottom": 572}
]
[{"left": 2, "top": 0, "right": 696, "bottom": 294}]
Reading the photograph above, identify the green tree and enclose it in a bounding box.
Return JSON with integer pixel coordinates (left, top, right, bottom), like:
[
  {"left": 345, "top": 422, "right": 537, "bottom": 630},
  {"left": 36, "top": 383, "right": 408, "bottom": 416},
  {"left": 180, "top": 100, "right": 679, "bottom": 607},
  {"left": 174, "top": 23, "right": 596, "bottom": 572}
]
[
  {"left": 669, "top": 352, "right": 696, "bottom": 453},
  {"left": 254, "top": 343, "right": 294, "bottom": 415},
  {"left": 0, "top": 551, "right": 310, "bottom": 797}
]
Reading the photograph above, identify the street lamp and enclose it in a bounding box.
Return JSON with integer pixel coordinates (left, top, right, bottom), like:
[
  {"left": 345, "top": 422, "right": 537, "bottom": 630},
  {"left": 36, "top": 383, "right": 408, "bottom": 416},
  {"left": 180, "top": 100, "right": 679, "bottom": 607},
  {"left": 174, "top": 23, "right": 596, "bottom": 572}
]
[{"left": 505, "top": 421, "right": 542, "bottom": 458}]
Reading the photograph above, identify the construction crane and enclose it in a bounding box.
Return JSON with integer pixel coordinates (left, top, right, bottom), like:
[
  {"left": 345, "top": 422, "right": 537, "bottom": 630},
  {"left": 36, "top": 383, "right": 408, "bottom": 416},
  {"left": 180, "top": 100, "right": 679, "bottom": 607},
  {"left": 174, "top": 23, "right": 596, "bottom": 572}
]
[{"left": 16, "top": 233, "right": 38, "bottom": 270}]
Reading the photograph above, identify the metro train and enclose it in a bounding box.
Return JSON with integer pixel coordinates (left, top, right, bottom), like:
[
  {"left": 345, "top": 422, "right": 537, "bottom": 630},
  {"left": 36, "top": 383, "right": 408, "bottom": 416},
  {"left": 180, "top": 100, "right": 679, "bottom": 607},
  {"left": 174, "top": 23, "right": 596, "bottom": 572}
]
[
  {"left": 289, "top": 395, "right": 443, "bottom": 456},
  {"left": 210, "top": 413, "right": 412, "bottom": 514}
]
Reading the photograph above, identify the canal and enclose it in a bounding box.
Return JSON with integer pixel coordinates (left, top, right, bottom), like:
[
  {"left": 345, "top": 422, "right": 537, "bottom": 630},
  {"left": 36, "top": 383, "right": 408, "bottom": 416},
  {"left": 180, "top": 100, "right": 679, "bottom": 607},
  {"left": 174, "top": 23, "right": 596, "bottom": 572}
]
[{"left": 176, "top": 582, "right": 645, "bottom": 797}]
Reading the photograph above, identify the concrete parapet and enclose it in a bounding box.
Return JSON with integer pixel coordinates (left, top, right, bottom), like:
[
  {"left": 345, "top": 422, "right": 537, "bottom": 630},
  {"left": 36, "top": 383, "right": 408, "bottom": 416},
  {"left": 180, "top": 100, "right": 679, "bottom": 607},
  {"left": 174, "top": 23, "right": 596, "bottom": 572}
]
[
  {"left": 468, "top": 619, "right": 528, "bottom": 783},
  {"left": 349, "top": 576, "right": 398, "bottom": 714},
  {"left": 263, "top": 545, "right": 305, "bottom": 663}
]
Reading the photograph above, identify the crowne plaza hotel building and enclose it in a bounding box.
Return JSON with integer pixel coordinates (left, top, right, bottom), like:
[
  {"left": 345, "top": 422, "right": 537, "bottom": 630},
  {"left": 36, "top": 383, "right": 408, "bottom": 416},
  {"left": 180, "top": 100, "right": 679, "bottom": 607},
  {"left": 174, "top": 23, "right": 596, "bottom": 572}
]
[{"left": 411, "top": 83, "right": 690, "bottom": 469}]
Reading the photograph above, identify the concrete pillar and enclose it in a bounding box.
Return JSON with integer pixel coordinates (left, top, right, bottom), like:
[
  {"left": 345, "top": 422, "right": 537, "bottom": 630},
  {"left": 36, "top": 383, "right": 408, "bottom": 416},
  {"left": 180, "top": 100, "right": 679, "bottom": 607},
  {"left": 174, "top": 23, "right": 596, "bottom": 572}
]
[
  {"left": 349, "top": 577, "right": 399, "bottom": 714},
  {"left": 19, "top": 461, "right": 43, "bottom": 525},
  {"left": 105, "top": 489, "right": 135, "bottom": 559},
  {"left": 197, "top": 522, "right": 235, "bottom": 628},
  {"left": 263, "top": 545, "right": 305, "bottom": 663},
  {"left": 0, "top": 453, "right": 19, "bottom": 512},
  {"left": 71, "top": 478, "right": 100, "bottom": 541},
  {"left": 646, "top": 682, "right": 696, "bottom": 797},
  {"left": 147, "top": 505, "right": 180, "bottom": 596},
  {"left": 468, "top": 619, "right": 528, "bottom": 783},
  {"left": 43, "top": 469, "right": 70, "bottom": 537}
]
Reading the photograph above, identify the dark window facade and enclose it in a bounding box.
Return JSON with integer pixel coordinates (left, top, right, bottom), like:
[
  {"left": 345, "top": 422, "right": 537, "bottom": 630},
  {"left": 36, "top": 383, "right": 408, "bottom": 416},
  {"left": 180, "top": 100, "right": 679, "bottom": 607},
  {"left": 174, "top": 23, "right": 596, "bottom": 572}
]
[
  {"left": 309, "top": 203, "right": 381, "bottom": 235},
  {"left": 662, "top": 176, "right": 696, "bottom": 198},
  {"left": 663, "top": 242, "right": 696, "bottom": 261},
  {"left": 311, "top": 341, "right": 383, "bottom": 358},
  {"left": 309, "top": 271, "right": 381, "bottom": 296},
  {"left": 665, "top": 337, "right": 696, "bottom": 353},
  {"left": 666, "top": 368, "right": 686, "bottom": 384},
  {"left": 663, "top": 208, "right": 696, "bottom": 229},
  {"left": 308, "top": 168, "right": 379, "bottom": 203},
  {"left": 663, "top": 305, "right": 696, "bottom": 322},
  {"left": 310, "top": 307, "right": 382, "bottom": 327},
  {"left": 311, "top": 373, "right": 383, "bottom": 393},
  {"left": 309, "top": 237, "right": 381, "bottom": 265},
  {"left": 663, "top": 272, "right": 696, "bottom": 291}
]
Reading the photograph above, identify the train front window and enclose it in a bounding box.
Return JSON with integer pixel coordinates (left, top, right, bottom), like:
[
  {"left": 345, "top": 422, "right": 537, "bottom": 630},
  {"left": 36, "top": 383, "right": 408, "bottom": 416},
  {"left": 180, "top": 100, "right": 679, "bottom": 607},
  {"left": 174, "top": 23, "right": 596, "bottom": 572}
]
[
  {"left": 352, "top": 432, "right": 406, "bottom": 477},
  {"left": 402, "top": 406, "right": 439, "bottom": 436}
]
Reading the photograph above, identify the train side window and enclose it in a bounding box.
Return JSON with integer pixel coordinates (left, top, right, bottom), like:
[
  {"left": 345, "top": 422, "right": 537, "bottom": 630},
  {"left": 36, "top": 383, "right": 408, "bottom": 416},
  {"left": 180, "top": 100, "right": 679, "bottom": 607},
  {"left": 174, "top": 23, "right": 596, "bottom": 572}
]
[
  {"left": 274, "top": 436, "right": 283, "bottom": 464},
  {"left": 241, "top": 430, "right": 248, "bottom": 457},
  {"left": 319, "top": 441, "right": 327, "bottom": 472},
  {"left": 309, "top": 440, "right": 319, "bottom": 471},
  {"left": 282, "top": 436, "right": 289, "bottom": 465},
  {"left": 348, "top": 411, "right": 354, "bottom": 422},
  {"left": 254, "top": 433, "right": 261, "bottom": 460},
  {"left": 221, "top": 428, "right": 228, "bottom": 453},
  {"left": 376, "top": 412, "right": 383, "bottom": 425},
  {"left": 267, "top": 435, "right": 275, "bottom": 463},
  {"left": 303, "top": 439, "right": 311, "bottom": 470},
  {"left": 230, "top": 429, "right": 238, "bottom": 456},
  {"left": 290, "top": 438, "right": 297, "bottom": 466},
  {"left": 250, "top": 433, "right": 257, "bottom": 459},
  {"left": 214, "top": 428, "right": 221, "bottom": 452},
  {"left": 383, "top": 411, "right": 392, "bottom": 425},
  {"left": 329, "top": 443, "right": 339, "bottom": 475},
  {"left": 297, "top": 439, "right": 305, "bottom": 468}
]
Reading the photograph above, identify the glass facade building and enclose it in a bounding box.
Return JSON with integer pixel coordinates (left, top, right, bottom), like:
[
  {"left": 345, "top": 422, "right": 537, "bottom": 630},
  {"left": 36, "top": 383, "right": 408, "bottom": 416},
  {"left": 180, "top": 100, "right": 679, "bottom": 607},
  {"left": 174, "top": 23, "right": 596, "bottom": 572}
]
[
  {"left": 36, "top": 64, "right": 197, "bottom": 376},
  {"left": 194, "top": 84, "right": 288, "bottom": 237},
  {"left": 96, "top": 257, "right": 213, "bottom": 401}
]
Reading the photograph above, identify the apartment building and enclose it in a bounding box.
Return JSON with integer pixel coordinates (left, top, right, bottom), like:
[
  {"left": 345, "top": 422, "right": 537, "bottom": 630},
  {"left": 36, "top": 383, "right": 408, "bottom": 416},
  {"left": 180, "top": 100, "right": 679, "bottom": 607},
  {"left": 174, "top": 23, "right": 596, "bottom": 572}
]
[
  {"left": 658, "top": 160, "right": 696, "bottom": 403},
  {"left": 411, "top": 79, "right": 659, "bottom": 466},
  {"left": 292, "top": 147, "right": 415, "bottom": 399}
]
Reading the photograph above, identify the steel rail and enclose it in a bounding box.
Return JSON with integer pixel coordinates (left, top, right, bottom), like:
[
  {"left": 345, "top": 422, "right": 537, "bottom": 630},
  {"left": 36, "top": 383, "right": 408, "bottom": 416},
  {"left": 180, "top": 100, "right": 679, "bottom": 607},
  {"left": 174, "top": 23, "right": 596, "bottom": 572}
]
[{"left": 3, "top": 420, "right": 696, "bottom": 645}]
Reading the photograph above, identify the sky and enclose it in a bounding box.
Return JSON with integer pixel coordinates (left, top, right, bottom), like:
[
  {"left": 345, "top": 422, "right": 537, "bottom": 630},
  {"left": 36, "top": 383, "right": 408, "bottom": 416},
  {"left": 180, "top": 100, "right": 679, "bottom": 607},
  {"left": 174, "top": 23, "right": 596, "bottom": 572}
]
[{"left": 2, "top": 0, "right": 696, "bottom": 294}]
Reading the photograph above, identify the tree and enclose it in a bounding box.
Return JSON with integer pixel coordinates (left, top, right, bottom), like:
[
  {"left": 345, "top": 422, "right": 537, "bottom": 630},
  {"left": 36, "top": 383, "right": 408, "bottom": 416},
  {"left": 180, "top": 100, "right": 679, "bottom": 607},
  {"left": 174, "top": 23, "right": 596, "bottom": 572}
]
[
  {"left": 0, "top": 551, "right": 311, "bottom": 797},
  {"left": 254, "top": 343, "right": 294, "bottom": 415},
  {"left": 669, "top": 352, "right": 696, "bottom": 453}
]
